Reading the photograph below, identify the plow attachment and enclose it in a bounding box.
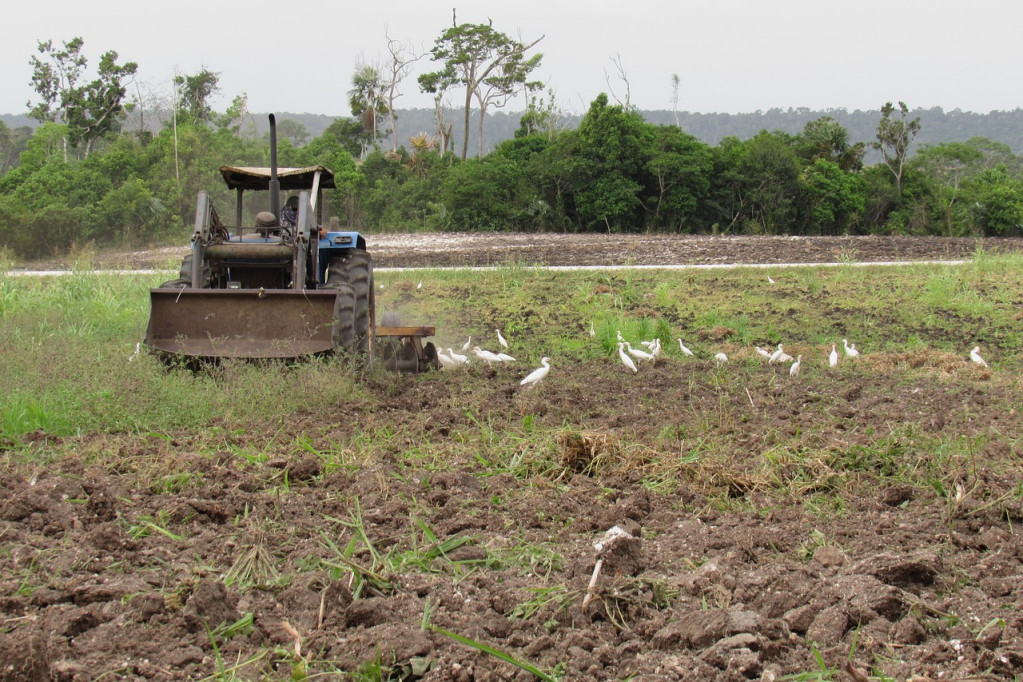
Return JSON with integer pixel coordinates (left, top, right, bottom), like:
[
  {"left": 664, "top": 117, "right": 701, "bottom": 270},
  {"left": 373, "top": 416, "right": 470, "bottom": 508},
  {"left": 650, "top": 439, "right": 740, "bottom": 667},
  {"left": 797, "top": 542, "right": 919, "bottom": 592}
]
[{"left": 145, "top": 288, "right": 341, "bottom": 359}]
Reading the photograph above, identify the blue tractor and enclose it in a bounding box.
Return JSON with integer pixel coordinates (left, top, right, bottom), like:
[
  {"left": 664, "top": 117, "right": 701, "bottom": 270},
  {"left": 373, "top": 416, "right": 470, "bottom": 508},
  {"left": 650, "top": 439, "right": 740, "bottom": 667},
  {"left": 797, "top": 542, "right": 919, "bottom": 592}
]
[{"left": 145, "top": 115, "right": 439, "bottom": 371}]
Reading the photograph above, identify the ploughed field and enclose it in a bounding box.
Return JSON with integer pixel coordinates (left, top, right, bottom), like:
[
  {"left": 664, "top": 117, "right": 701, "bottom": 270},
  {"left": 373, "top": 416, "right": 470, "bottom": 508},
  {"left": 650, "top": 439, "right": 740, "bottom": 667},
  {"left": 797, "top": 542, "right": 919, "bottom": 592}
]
[{"left": 2, "top": 234, "right": 1022, "bottom": 681}]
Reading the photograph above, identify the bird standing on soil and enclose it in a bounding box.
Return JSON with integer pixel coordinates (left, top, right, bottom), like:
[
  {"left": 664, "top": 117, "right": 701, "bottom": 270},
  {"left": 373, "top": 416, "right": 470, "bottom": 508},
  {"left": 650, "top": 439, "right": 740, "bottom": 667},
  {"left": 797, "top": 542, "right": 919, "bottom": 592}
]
[
  {"left": 520, "top": 357, "right": 551, "bottom": 387},
  {"left": 617, "top": 342, "right": 638, "bottom": 373},
  {"left": 970, "top": 346, "right": 988, "bottom": 367},
  {"left": 462, "top": 337, "right": 472, "bottom": 352},
  {"left": 829, "top": 344, "right": 839, "bottom": 368},
  {"left": 496, "top": 329, "right": 509, "bottom": 349},
  {"left": 626, "top": 342, "right": 654, "bottom": 362},
  {"left": 755, "top": 346, "right": 772, "bottom": 360},
  {"left": 770, "top": 344, "right": 793, "bottom": 364},
  {"left": 714, "top": 352, "right": 728, "bottom": 363},
  {"left": 843, "top": 339, "right": 860, "bottom": 358},
  {"left": 678, "top": 339, "right": 695, "bottom": 356},
  {"left": 496, "top": 352, "right": 516, "bottom": 363},
  {"left": 790, "top": 355, "right": 802, "bottom": 376},
  {"left": 589, "top": 321, "right": 596, "bottom": 337},
  {"left": 437, "top": 350, "right": 457, "bottom": 370},
  {"left": 447, "top": 348, "right": 470, "bottom": 365},
  {"left": 473, "top": 347, "right": 501, "bottom": 365}
]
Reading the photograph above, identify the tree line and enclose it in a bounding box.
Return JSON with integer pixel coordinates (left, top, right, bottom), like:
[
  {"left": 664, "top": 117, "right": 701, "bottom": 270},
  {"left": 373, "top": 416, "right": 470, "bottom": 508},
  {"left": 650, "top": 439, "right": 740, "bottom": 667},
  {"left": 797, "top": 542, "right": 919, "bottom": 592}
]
[{"left": 1, "top": 29, "right": 1022, "bottom": 260}]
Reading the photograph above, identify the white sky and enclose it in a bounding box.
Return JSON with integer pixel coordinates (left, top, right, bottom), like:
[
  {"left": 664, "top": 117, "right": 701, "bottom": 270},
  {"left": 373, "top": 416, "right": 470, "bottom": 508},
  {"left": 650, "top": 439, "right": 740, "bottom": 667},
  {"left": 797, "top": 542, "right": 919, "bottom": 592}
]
[{"left": 4, "top": 0, "right": 1021, "bottom": 118}]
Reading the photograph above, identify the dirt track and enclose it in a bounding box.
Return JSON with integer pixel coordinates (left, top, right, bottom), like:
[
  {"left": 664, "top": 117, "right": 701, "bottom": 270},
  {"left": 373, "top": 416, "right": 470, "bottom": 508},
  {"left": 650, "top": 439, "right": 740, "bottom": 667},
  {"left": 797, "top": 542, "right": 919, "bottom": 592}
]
[
  {"left": 2, "top": 235, "right": 1023, "bottom": 680},
  {"left": 58, "top": 233, "right": 1023, "bottom": 271}
]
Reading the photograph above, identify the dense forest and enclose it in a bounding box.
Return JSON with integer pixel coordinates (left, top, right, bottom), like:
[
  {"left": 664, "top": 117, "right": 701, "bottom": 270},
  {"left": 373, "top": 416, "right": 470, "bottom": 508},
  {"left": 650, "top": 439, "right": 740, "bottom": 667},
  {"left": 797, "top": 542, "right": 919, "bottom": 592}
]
[{"left": 1, "top": 31, "right": 1022, "bottom": 260}]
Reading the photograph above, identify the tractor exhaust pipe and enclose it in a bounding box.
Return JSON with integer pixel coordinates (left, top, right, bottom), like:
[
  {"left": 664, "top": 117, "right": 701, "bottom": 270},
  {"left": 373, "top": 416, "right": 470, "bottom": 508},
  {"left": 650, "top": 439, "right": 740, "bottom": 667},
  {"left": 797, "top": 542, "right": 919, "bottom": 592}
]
[{"left": 269, "top": 114, "right": 280, "bottom": 221}]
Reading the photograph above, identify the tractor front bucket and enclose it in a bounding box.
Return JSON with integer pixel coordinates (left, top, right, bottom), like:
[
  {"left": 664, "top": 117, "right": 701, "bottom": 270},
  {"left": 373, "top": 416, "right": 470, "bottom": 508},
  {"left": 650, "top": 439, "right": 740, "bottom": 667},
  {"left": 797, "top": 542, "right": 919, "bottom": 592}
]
[{"left": 145, "top": 288, "right": 341, "bottom": 360}]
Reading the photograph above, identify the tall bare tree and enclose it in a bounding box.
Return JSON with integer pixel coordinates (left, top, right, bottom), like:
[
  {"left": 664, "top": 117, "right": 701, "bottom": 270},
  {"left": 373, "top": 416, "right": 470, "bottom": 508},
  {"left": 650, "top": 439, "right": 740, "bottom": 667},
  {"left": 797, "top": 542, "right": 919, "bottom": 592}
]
[{"left": 383, "top": 32, "right": 424, "bottom": 152}]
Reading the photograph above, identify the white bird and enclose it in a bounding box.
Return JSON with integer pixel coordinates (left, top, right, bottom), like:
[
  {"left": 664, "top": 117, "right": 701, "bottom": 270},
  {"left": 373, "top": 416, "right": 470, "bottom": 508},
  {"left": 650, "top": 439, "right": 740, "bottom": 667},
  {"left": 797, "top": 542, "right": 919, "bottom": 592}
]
[
  {"left": 379, "top": 283, "right": 385, "bottom": 290},
  {"left": 617, "top": 330, "right": 625, "bottom": 343},
  {"left": 589, "top": 321, "right": 596, "bottom": 338},
  {"left": 678, "top": 339, "right": 695, "bottom": 356},
  {"left": 496, "top": 352, "right": 516, "bottom": 363},
  {"left": 496, "top": 329, "right": 508, "bottom": 349},
  {"left": 843, "top": 338, "right": 859, "bottom": 358},
  {"left": 129, "top": 342, "right": 141, "bottom": 362},
  {"left": 461, "top": 337, "right": 472, "bottom": 352},
  {"left": 417, "top": 280, "right": 423, "bottom": 291},
  {"left": 767, "top": 274, "right": 776, "bottom": 284},
  {"left": 520, "top": 357, "right": 551, "bottom": 387},
  {"left": 649, "top": 339, "right": 662, "bottom": 358},
  {"left": 714, "top": 352, "right": 728, "bottom": 363},
  {"left": 790, "top": 354, "right": 802, "bottom": 376},
  {"left": 437, "top": 350, "right": 457, "bottom": 370},
  {"left": 626, "top": 342, "right": 654, "bottom": 362},
  {"left": 473, "top": 346, "right": 502, "bottom": 365},
  {"left": 755, "top": 346, "right": 772, "bottom": 360},
  {"left": 447, "top": 348, "right": 470, "bottom": 365},
  {"left": 829, "top": 344, "right": 839, "bottom": 368},
  {"left": 617, "top": 342, "right": 638, "bottom": 373},
  {"left": 970, "top": 346, "right": 988, "bottom": 367},
  {"left": 769, "top": 344, "right": 785, "bottom": 364}
]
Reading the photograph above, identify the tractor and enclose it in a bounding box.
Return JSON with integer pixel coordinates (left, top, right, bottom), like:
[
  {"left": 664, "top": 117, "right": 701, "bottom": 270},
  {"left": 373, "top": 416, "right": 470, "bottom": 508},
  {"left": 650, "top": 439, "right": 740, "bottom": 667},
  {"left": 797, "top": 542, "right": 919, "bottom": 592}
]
[{"left": 144, "top": 114, "right": 439, "bottom": 372}]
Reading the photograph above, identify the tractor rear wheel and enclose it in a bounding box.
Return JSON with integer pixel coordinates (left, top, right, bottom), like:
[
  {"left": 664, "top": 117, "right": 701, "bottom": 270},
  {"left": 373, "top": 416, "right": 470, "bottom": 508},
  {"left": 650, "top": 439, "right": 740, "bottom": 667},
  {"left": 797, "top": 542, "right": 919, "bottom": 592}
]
[
  {"left": 330, "top": 283, "right": 357, "bottom": 352},
  {"left": 324, "top": 250, "right": 373, "bottom": 353}
]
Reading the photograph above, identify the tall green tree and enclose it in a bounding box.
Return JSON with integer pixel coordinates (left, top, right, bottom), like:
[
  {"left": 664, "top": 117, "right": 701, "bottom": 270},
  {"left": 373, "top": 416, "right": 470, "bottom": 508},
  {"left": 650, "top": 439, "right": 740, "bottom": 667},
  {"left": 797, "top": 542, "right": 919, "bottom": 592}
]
[
  {"left": 175, "top": 68, "right": 220, "bottom": 127},
  {"left": 28, "top": 37, "right": 138, "bottom": 159},
  {"left": 873, "top": 101, "right": 921, "bottom": 196},
  {"left": 419, "top": 15, "right": 543, "bottom": 160},
  {"left": 571, "top": 93, "right": 651, "bottom": 231}
]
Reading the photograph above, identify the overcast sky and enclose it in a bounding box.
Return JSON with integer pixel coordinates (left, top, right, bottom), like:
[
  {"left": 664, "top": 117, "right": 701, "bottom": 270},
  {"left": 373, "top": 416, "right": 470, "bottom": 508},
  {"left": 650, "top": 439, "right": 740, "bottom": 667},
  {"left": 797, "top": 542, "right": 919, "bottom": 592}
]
[{"left": 4, "top": 0, "right": 1021, "bottom": 119}]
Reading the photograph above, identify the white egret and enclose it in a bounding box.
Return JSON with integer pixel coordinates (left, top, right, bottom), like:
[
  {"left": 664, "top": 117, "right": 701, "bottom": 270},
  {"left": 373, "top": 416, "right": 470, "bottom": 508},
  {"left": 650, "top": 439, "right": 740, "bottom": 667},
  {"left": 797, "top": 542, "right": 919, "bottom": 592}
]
[
  {"left": 473, "top": 347, "right": 502, "bottom": 365},
  {"left": 790, "top": 355, "right": 802, "bottom": 376},
  {"left": 678, "top": 339, "right": 695, "bottom": 356},
  {"left": 496, "top": 352, "right": 516, "bottom": 363},
  {"left": 829, "top": 344, "right": 839, "bottom": 368},
  {"left": 589, "top": 321, "right": 596, "bottom": 337},
  {"left": 617, "top": 330, "right": 625, "bottom": 342},
  {"left": 497, "top": 329, "right": 509, "bottom": 349},
  {"left": 462, "top": 337, "right": 472, "bottom": 352},
  {"left": 626, "top": 342, "right": 654, "bottom": 362},
  {"left": 755, "top": 346, "right": 772, "bottom": 360},
  {"left": 714, "top": 352, "right": 728, "bottom": 363},
  {"left": 447, "top": 348, "right": 470, "bottom": 365},
  {"left": 767, "top": 274, "right": 776, "bottom": 284},
  {"left": 520, "top": 357, "right": 551, "bottom": 387},
  {"left": 417, "top": 280, "right": 423, "bottom": 291},
  {"left": 970, "top": 346, "right": 988, "bottom": 367},
  {"left": 843, "top": 339, "right": 859, "bottom": 358},
  {"left": 650, "top": 339, "right": 662, "bottom": 358},
  {"left": 437, "top": 350, "right": 457, "bottom": 370},
  {"left": 769, "top": 344, "right": 785, "bottom": 364},
  {"left": 617, "top": 342, "right": 638, "bottom": 373}
]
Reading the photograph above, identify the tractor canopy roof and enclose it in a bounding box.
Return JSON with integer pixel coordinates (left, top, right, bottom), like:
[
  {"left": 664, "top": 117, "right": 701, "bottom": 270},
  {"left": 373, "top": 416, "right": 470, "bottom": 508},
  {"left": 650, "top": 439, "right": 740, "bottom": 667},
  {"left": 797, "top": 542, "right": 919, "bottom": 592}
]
[{"left": 219, "top": 165, "right": 336, "bottom": 191}]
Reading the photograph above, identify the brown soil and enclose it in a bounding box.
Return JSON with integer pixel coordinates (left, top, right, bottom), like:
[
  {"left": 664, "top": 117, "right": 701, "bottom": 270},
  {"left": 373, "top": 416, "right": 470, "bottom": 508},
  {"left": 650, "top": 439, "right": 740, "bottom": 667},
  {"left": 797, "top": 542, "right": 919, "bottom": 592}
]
[
  {"left": 3, "top": 235, "right": 1023, "bottom": 681},
  {"left": 33, "top": 233, "right": 1023, "bottom": 271}
]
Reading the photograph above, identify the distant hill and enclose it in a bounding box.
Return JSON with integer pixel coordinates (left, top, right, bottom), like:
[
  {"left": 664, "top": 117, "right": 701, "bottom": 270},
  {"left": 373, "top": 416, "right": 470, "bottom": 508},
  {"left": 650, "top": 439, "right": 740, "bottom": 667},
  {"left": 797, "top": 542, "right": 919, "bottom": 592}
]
[{"left": 5, "top": 107, "right": 1022, "bottom": 162}]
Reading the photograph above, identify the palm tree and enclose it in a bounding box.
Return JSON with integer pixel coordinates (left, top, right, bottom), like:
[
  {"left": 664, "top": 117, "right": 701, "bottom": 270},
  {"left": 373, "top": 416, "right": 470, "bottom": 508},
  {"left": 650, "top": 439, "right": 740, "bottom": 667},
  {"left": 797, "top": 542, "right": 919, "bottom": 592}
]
[{"left": 348, "top": 65, "right": 388, "bottom": 155}]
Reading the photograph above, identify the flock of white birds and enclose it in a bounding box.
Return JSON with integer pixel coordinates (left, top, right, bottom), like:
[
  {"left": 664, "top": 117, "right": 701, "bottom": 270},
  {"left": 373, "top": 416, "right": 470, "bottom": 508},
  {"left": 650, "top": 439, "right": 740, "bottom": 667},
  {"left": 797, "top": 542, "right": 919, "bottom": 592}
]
[{"left": 434, "top": 324, "right": 992, "bottom": 389}]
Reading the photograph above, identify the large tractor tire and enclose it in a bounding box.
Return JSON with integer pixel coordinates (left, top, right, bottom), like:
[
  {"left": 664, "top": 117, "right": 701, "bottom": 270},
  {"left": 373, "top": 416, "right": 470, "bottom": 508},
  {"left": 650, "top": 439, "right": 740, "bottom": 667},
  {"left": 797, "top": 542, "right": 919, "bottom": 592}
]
[
  {"left": 324, "top": 250, "right": 373, "bottom": 353},
  {"left": 159, "top": 252, "right": 209, "bottom": 289},
  {"left": 330, "top": 283, "right": 357, "bottom": 352}
]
